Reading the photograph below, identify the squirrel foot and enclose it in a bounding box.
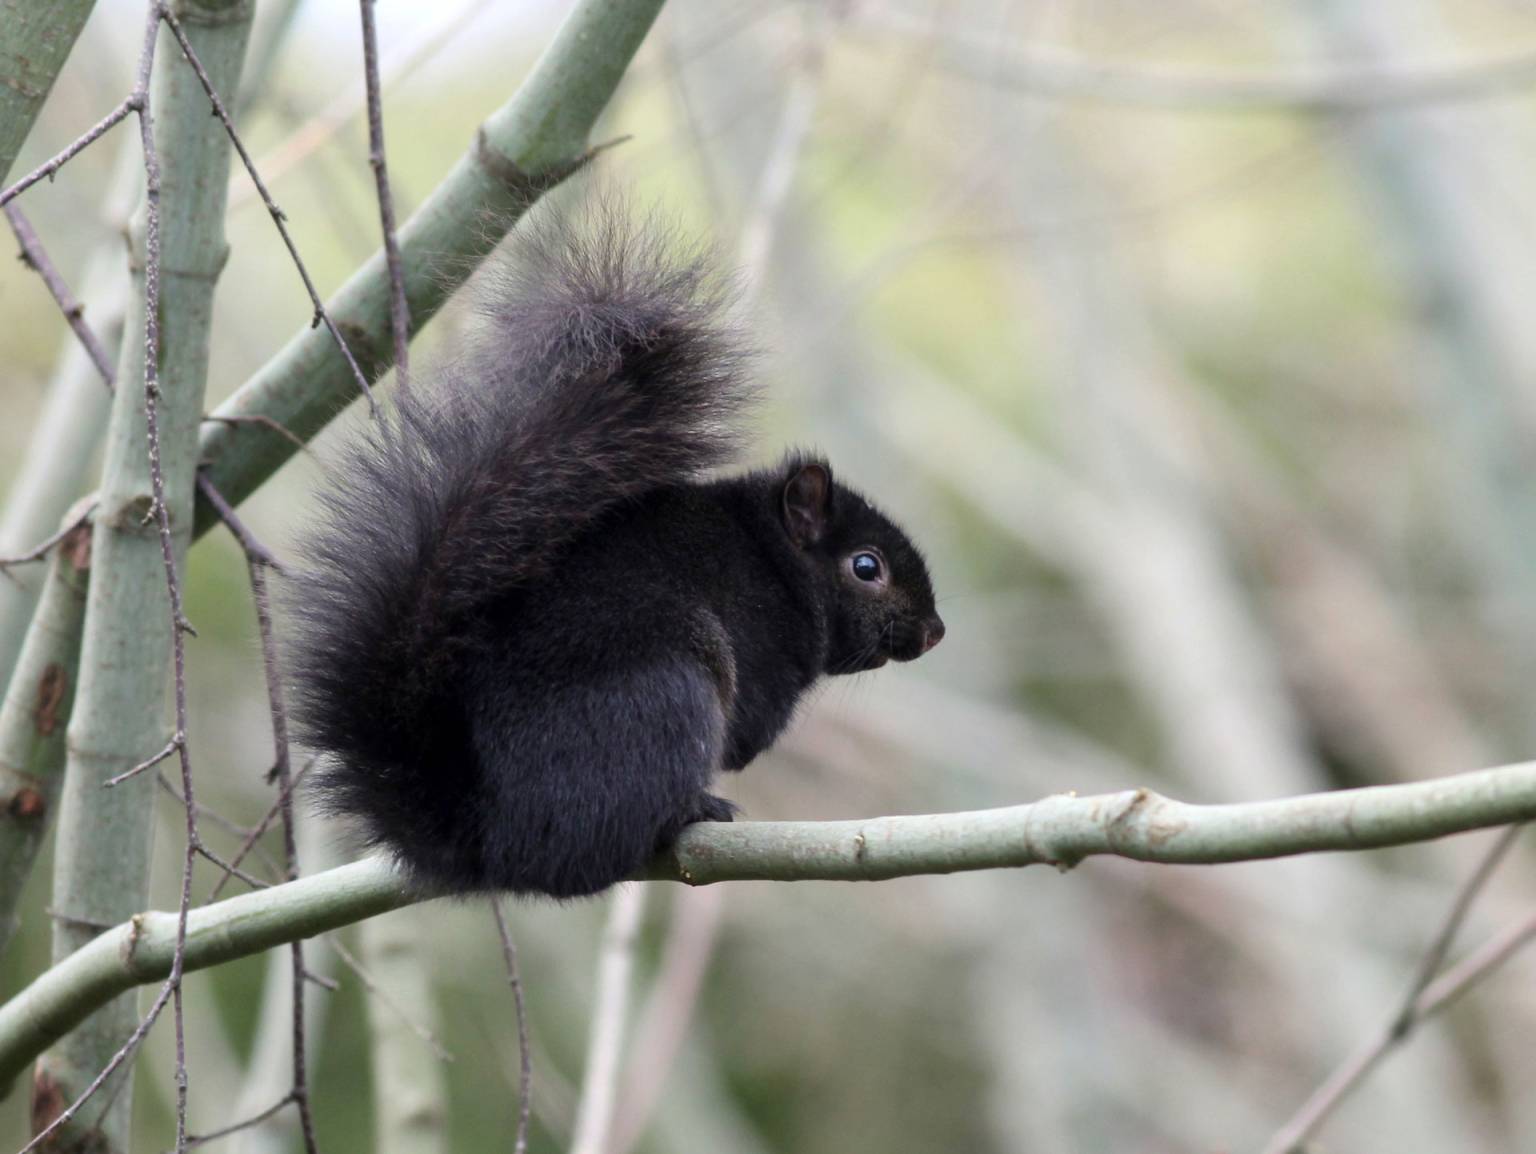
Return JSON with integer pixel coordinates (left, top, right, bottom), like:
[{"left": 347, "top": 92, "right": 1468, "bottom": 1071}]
[
  {"left": 691, "top": 793, "right": 738, "bottom": 823},
  {"left": 655, "top": 793, "right": 737, "bottom": 854}
]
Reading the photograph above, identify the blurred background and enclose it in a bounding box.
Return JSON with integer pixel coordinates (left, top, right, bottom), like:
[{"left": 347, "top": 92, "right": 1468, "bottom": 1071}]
[{"left": 3, "top": 0, "right": 1536, "bottom": 1150}]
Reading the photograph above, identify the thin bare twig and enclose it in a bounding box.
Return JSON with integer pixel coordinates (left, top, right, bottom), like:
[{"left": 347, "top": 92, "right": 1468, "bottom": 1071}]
[
  {"left": 20, "top": 7, "right": 196, "bottom": 1143},
  {"left": 20, "top": 980, "right": 177, "bottom": 1153},
  {"left": 196, "top": 472, "right": 282, "bottom": 570},
  {"left": 206, "top": 758, "right": 314, "bottom": 902},
  {"left": 193, "top": 843, "right": 272, "bottom": 892},
  {"left": 134, "top": 16, "right": 202, "bottom": 1147},
  {"left": 328, "top": 938, "right": 456, "bottom": 1063},
  {"left": 0, "top": 501, "right": 96, "bottom": 570},
  {"left": 304, "top": 967, "right": 340, "bottom": 993},
  {"left": 258, "top": 570, "right": 316, "bottom": 1153},
  {"left": 286, "top": 932, "right": 320, "bottom": 1153},
  {"left": 358, "top": 0, "right": 410, "bottom": 394},
  {"left": 183, "top": 1092, "right": 295, "bottom": 1148},
  {"left": 233, "top": 0, "right": 497, "bottom": 207},
  {"left": 155, "top": 771, "right": 285, "bottom": 877},
  {"left": 104, "top": 735, "right": 182, "bottom": 788},
  {"left": 204, "top": 451, "right": 321, "bottom": 1151},
  {"left": 154, "top": 774, "right": 246, "bottom": 838},
  {"left": 3, "top": 203, "right": 116, "bottom": 386},
  {"left": 158, "top": 4, "right": 376, "bottom": 410},
  {"left": 1390, "top": 824, "right": 1524, "bottom": 1035},
  {"left": 200, "top": 412, "right": 311, "bottom": 455},
  {"left": 1261, "top": 825, "right": 1528, "bottom": 1154},
  {"left": 1418, "top": 906, "right": 1536, "bottom": 1008},
  {"left": 492, "top": 900, "right": 534, "bottom": 1154},
  {"left": 0, "top": 100, "right": 137, "bottom": 209}
]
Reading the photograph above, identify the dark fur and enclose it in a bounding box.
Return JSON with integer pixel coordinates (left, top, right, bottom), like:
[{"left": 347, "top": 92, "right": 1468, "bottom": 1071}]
[{"left": 287, "top": 207, "right": 943, "bottom": 899}]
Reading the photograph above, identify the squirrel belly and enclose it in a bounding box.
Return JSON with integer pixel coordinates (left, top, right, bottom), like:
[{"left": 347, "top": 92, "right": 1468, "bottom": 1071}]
[{"left": 286, "top": 204, "right": 944, "bottom": 900}]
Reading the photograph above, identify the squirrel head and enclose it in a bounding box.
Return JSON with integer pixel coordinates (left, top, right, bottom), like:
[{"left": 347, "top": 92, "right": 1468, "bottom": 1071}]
[{"left": 776, "top": 455, "right": 944, "bottom": 674}]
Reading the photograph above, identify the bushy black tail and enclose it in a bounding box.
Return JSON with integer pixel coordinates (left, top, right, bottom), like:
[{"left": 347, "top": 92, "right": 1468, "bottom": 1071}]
[{"left": 285, "top": 204, "right": 753, "bottom": 887}]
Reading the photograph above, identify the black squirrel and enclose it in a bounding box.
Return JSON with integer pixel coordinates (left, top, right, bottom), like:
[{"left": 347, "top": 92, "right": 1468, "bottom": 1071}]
[{"left": 287, "top": 205, "right": 944, "bottom": 899}]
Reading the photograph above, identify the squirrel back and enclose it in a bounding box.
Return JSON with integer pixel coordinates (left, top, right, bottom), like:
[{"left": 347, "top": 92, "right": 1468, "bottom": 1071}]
[{"left": 288, "top": 205, "right": 943, "bottom": 898}]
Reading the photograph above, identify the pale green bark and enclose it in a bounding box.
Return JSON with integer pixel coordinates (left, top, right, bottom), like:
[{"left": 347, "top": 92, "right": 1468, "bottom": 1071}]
[
  {"left": 0, "top": 1, "right": 98, "bottom": 184},
  {"left": 0, "top": 150, "right": 135, "bottom": 698},
  {"left": 0, "top": 281, "right": 120, "bottom": 696},
  {"left": 0, "top": 0, "right": 302, "bottom": 696},
  {"left": 0, "top": 1, "right": 111, "bottom": 696},
  {"left": 570, "top": 886, "right": 648, "bottom": 1154},
  {"left": 360, "top": 909, "right": 449, "bottom": 1154},
  {"left": 0, "top": 512, "right": 90, "bottom": 952},
  {"left": 194, "top": 0, "right": 668, "bottom": 529},
  {"left": 35, "top": 4, "right": 253, "bottom": 1149},
  {"left": 230, "top": 811, "right": 342, "bottom": 1154},
  {"left": 654, "top": 765, "right": 1536, "bottom": 882},
  {"left": 0, "top": 763, "right": 1531, "bottom": 1092},
  {"left": 1, "top": 856, "right": 413, "bottom": 1093}
]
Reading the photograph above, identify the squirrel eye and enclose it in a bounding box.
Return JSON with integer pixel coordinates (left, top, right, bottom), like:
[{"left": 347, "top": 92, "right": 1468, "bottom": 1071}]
[{"left": 850, "top": 552, "right": 882, "bottom": 582}]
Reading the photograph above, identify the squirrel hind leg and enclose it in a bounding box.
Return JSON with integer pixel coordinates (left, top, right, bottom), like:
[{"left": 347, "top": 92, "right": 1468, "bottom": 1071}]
[{"left": 474, "top": 658, "right": 727, "bottom": 899}]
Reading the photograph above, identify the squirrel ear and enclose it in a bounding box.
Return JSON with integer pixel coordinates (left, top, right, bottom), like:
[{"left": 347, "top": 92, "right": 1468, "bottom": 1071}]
[{"left": 782, "top": 461, "right": 831, "bottom": 547}]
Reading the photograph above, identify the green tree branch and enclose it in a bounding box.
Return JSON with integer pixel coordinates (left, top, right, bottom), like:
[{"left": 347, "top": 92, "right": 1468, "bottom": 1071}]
[
  {"left": 0, "top": 762, "right": 1530, "bottom": 1094},
  {"left": 0, "top": 1, "right": 98, "bottom": 185},
  {"left": 193, "top": 0, "right": 668, "bottom": 529},
  {"left": 0, "top": 510, "right": 91, "bottom": 953},
  {"left": 35, "top": 4, "right": 254, "bottom": 1148}
]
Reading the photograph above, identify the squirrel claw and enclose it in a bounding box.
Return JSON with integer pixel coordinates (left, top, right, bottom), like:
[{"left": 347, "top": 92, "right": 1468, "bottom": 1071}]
[{"left": 692, "top": 793, "right": 738, "bottom": 824}]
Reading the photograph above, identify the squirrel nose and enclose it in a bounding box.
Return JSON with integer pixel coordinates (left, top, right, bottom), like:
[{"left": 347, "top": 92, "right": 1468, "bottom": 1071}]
[{"left": 921, "top": 617, "right": 945, "bottom": 653}]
